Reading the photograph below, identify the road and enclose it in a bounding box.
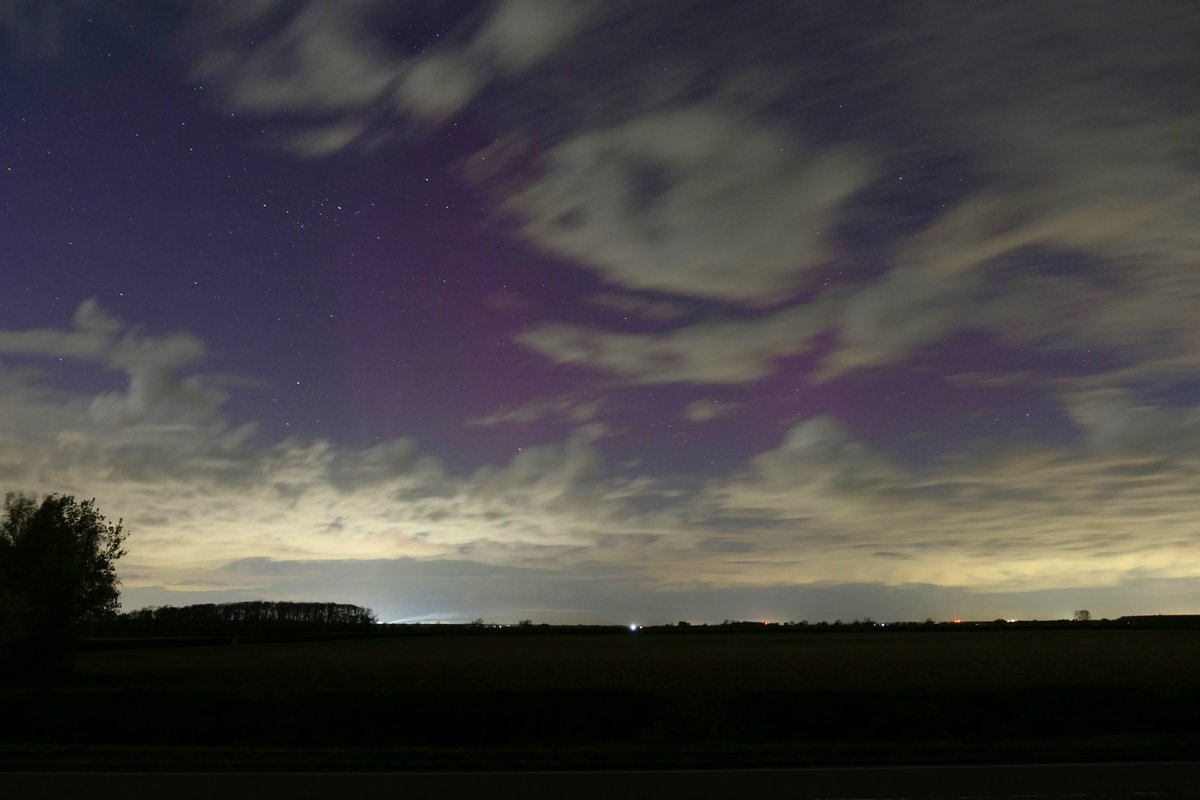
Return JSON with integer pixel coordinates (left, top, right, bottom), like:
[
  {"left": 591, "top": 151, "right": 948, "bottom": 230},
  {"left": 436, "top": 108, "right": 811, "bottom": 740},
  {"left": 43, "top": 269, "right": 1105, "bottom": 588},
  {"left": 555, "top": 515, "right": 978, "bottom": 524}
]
[{"left": 2, "top": 762, "right": 1198, "bottom": 799}]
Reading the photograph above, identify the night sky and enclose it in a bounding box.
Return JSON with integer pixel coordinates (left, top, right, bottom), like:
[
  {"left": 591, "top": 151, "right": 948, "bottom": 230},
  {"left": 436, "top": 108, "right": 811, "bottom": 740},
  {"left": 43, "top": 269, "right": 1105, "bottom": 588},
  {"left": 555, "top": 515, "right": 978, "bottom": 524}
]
[{"left": 2, "top": 1, "right": 1199, "bottom": 623}]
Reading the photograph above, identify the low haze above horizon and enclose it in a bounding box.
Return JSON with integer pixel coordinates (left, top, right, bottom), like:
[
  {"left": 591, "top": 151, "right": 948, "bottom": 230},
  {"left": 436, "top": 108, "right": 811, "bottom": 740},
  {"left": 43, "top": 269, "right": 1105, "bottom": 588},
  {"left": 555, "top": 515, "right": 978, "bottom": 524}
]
[{"left": 2, "top": 1, "right": 1199, "bottom": 624}]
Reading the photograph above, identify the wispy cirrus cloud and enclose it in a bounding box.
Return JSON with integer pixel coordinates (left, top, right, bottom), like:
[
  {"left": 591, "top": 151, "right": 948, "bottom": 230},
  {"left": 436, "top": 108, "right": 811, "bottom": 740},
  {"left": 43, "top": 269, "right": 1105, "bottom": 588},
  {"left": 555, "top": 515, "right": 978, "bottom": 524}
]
[
  {"left": 466, "top": 395, "right": 602, "bottom": 427},
  {"left": 193, "top": 0, "right": 601, "bottom": 152},
  {"left": 823, "top": 3, "right": 1200, "bottom": 378},
  {"left": 517, "top": 304, "right": 833, "bottom": 385}
]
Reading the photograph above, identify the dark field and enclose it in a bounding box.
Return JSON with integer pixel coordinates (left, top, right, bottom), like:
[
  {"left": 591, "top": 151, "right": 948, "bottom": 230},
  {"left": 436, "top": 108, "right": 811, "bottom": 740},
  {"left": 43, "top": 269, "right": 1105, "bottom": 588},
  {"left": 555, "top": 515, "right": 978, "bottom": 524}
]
[{"left": 4, "top": 629, "right": 1200, "bottom": 769}]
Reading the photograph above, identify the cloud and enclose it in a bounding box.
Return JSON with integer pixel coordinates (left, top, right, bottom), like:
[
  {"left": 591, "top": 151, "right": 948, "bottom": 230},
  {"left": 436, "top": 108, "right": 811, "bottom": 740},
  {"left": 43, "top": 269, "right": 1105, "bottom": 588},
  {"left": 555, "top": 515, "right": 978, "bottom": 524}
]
[
  {"left": 701, "top": 414, "right": 1200, "bottom": 592},
  {"left": 194, "top": 0, "right": 600, "bottom": 149},
  {"left": 737, "top": 416, "right": 902, "bottom": 498},
  {"left": 0, "top": 298, "right": 205, "bottom": 371},
  {"left": 470, "top": 432, "right": 604, "bottom": 513},
  {"left": 195, "top": 0, "right": 404, "bottom": 115},
  {"left": 512, "top": 269, "right": 986, "bottom": 385},
  {"left": 587, "top": 292, "right": 691, "bottom": 322},
  {"left": 504, "top": 103, "right": 874, "bottom": 304},
  {"left": 829, "top": 3, "right": 1200, "bottom": 375},
  {"left": 395, "top": 0, "right": 598, "bottom": 121},
  {"left": 87, "top": 367, "right": 228, "bottom": 428},
  {"left": 286, "top": 119, "right": 369, "bottom": 157},
  {"left": 683, "top": 400, "right": 740, "bottom": 423},
  {"left": 1063, "top": 389, "right": 1200, "bottom": 456},
  {"left": 831, "top": 2, "right": 1199, "bottom": 383},
  {"left": 392, "top": 52, "right": 487, "bottom": 123},
  {"left": 517, "top": 303, "right": 833, "bottom": 384},
  {"left": 0, "top": 300, "right": 226, "bottom": 435},
  {"left": 466, "top": 395, "right": 601, "bottom": 427},
  {"left": 515, "top": 274, "right": 975, "bottom": 385},
  {"left": 469, "top": 0, "right": 598, "bottom": 72}
]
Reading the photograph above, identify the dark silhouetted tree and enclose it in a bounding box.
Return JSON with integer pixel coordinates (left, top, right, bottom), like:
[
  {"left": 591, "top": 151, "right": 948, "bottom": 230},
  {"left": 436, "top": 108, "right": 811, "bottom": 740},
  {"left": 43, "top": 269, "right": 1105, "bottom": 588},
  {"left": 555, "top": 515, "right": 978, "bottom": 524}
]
[
  {"left": 0, "top": 493, "right": 127, "bottom": 671},
  {"left": 1074, "top": 609, "right": 1091, "bottom": 622}
]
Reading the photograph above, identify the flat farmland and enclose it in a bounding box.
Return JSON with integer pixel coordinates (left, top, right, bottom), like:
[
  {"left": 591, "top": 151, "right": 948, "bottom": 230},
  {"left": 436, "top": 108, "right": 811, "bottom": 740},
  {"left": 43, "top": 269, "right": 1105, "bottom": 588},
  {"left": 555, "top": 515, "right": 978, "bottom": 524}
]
[
  {"left": 4, "top": 629, "right": 1200, "bottom": 769},
  {"left": 71, "top": 629, "right": 1200, "bottom": 693}
]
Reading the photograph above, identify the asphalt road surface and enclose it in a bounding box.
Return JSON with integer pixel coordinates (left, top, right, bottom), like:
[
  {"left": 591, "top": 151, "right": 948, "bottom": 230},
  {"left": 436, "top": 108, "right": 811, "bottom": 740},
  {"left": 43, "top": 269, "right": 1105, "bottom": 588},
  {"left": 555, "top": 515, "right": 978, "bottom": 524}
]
[{"left": 2, "top": 762, "right": 1199, "bottom": 799}]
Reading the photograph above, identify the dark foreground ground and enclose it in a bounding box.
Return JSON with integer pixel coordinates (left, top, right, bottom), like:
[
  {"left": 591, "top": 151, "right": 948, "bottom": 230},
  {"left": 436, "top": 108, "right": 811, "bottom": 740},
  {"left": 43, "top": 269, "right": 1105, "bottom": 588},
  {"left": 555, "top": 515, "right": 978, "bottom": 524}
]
[
  {"left": 3, "top": 629, "right": 1199, "bottom": 770},
  {"left": 5, "top": 763, "right": 1200, "bottom": 800}
]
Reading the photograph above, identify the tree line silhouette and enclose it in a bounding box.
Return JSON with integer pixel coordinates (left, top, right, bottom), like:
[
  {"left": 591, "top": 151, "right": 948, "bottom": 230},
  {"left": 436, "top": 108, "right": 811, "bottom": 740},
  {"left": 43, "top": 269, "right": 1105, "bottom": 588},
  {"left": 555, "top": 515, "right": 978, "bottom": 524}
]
[{"left": 110, "top": 600, "right": 377, "bottom": 634}]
